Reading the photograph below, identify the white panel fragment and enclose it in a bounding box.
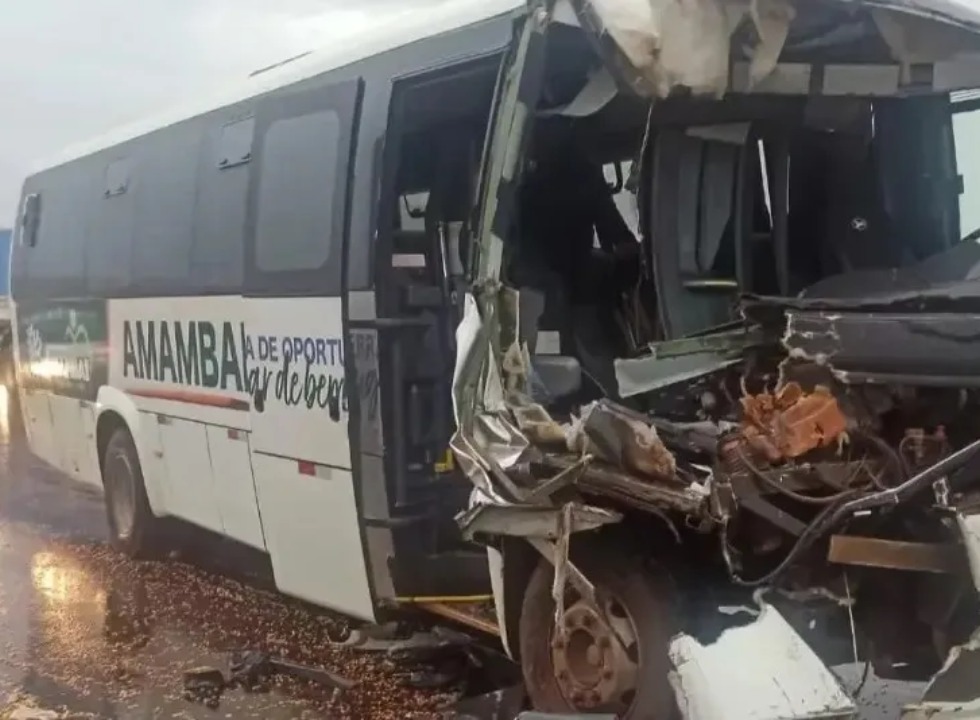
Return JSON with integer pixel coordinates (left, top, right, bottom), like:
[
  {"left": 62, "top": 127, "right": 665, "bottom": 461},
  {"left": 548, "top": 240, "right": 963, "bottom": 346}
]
[{"left": 669, "top": 604, "right": 857, "bottom": 720}]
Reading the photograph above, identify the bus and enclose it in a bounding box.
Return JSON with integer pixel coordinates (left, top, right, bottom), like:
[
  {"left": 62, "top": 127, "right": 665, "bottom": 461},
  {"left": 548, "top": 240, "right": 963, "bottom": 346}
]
[{"left": 15, "top": 0, "right": 980, "bottom": 717}]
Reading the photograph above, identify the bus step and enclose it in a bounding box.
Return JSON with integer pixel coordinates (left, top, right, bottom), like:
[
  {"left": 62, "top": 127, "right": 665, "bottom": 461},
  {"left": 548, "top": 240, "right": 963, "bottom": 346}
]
[{"left": 410, "top": 599, "right": 500, "bottom": 637}]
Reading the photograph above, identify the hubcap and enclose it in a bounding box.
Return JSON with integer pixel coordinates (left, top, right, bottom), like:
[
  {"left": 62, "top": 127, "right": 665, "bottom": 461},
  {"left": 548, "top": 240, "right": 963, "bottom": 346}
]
[
  {"left": 109, "top": 452, "right": 137, "bottom": 541},
  {"left": 552, "top": 595, "right": 641, "bottom": 712}
]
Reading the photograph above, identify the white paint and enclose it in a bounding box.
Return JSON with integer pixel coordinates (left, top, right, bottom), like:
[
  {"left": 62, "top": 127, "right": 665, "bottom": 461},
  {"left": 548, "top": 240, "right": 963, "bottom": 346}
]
[
  {"left": 95, "top": 385, "right": 160, "bottom": 511},
  {"left": 104, "top": 295, "right": 370, "bottom": 619},
  {"left": 46, "top": 396, "right": 101, "bottom": 488},
  {"left": 46, "top": 394, "right": 81, "bottom": 476},
  {"left": 157, "top": 417, "right": 225, "bottom": 535},
  {"left": 32, "top": 0, "right": 523, "bottom": 174},
  {"left": 957, "top": 512, "right": 980, "bottom": 593},
  {"left": 108, "top": 296, "right": 250, "bottom": 431},
  {"left": 251, "top": 454, "right": 374, "bottom": 621},
  {"left": 205, "top": 425, "right": 266, "bottom": 551},
  {"left": 245, "top": 296, "right": 350, "bottom": 469},
  {"left": 669, "top": 604, "right": 857, "bottom": 720},
  {"left": 75, "top": 402, "right": 101, "bottom": 488},
  {"left": 21, "top": 390, "right": 57, "bottom": 469},
  {"left": 136, "top": 411, "right": 173, "bottom": 518}
]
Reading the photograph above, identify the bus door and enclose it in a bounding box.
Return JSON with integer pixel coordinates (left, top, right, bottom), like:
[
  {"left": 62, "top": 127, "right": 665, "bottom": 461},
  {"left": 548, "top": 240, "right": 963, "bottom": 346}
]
[{"left": 243, "top": 78, "right": 375, "bottom": 621}]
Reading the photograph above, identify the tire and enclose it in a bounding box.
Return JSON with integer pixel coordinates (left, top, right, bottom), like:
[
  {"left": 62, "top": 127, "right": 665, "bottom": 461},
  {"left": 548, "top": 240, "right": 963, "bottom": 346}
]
[
  {"left": 519, "top": 546, "right": 676, "bottom": 719},
  {"left": 102, "top": 428, "right": 161, "bottom": 558}
]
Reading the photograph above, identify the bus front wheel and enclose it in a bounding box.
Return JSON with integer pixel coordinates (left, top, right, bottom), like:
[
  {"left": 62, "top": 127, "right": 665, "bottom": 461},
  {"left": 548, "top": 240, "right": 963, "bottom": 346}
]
[
  {"left": 102, "top": 428, "right": 161, "bottom": 558},
  {"left": 518, "top": 547, "right": 676, "bottom": 719}
]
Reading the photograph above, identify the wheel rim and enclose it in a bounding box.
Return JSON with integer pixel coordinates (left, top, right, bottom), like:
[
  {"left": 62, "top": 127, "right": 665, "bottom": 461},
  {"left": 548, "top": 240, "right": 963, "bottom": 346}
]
[
  {"left": 551, "top": 593, "right": 641, "bottom": 713},
  {"left": 109, "top": 451, "right": 137, "bottom": 541}
]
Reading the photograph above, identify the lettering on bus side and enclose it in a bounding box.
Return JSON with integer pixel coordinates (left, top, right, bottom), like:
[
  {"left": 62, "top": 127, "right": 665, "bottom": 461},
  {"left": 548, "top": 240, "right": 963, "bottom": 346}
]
[
  {"left": 123, "top": 320, "right": 243, "bottom": 391},
  {"left": 248, "top": 334, "right": 346, "bottom": 420},
  {"left": 121, "top": 319, "right": 349, "bottom": 420}
]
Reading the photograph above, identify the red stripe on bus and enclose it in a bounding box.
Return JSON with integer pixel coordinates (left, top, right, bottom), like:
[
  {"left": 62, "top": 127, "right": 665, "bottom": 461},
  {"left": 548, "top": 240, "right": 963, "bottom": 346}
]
[{"left": 127, "top": 388, "right": 249, "bottom": 411}]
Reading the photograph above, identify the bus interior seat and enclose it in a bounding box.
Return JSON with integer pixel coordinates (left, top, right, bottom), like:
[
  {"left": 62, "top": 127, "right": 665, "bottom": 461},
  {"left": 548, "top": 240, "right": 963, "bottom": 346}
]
[{"left": 794, "top": 129, "right": 902, "bottom": 277}]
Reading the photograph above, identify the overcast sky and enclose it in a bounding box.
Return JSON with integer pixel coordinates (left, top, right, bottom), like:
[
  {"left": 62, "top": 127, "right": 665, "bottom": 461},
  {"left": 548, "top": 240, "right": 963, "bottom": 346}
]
[{"left": 0, "top": 0, "right": 419, "bottom": 226}]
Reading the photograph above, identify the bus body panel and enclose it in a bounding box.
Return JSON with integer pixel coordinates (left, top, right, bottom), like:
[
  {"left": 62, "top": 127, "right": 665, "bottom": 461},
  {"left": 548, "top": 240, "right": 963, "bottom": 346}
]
[{"left": 9, "top": 0, "right": 517, "bottom": 624}]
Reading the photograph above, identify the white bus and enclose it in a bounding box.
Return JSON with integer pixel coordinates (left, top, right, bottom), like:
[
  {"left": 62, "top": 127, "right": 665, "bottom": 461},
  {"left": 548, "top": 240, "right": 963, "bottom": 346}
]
[
  {"left": 17, "top": 0, "right": 980, "bottom": 717},
  {"left": 12, "top": 0, "right": 517, "bottom": 623}
]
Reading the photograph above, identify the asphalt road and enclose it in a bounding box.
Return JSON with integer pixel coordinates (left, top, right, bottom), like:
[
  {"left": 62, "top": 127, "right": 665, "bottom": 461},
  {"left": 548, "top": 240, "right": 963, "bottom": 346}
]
[
  {"left": 0, "top": 387, "right": 936, "bottom": 719},
  {"left": 0, "top": 391, "right": 456, "bottom": 720}
]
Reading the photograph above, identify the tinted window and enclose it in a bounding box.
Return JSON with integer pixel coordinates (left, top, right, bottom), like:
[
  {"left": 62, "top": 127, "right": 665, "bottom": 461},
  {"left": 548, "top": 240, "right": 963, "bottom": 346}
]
[
  {"left": 255, "top": 111, "right": 341, "bottom": 273},
  {"left": 191, "top": 117, "right": 251, "bottom": 292},
  {"left": 131, "top": 132, "right": 198, "bottom": 289},
  {"left": 88, "top": 156, "right": 135, "bottom": 294},
  {"left": 17, "top": 170, "right": 89, "bottom": 298}
]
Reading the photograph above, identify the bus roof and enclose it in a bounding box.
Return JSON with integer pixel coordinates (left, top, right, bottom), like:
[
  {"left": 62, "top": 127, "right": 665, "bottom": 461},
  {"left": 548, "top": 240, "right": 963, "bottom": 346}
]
[{"left": 33, "top": 0, "right": 523, "bottom": 175}]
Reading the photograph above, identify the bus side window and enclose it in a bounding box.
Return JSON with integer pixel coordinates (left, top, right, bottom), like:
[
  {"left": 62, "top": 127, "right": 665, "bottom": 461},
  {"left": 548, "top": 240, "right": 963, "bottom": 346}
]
[
  {"left": 21, "top": 166, "right": 88, "bottom": 299},
  {"left": 132, "top": 132, "right": 198, "bottom": 293},
  {"left": 190, "top": 115, "right": 254, "bottom": 293},
  {"left": 88, "top": 156, "right": 136, "bottom": 294},
  {"left": 954, "top": 97, "right": 980, "bottom": 238},
  {"left": 254, "top": 110, "right": 341, "bottom": 274}
]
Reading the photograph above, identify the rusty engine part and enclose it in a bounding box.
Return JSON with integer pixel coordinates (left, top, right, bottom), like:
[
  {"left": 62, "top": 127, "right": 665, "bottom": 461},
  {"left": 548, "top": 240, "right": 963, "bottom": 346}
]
[
  {"left": 715, "top": 382, "right": 871, "bottom": 522},
  {"left": 738, "top": 382, "right": 848, "bottom": 464}
]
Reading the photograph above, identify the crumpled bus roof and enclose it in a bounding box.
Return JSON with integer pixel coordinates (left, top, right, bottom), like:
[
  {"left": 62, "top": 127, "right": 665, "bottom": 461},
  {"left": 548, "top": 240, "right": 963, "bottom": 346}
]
[{"left": 574, "top": 0, "right": 980, "bottom": 98}]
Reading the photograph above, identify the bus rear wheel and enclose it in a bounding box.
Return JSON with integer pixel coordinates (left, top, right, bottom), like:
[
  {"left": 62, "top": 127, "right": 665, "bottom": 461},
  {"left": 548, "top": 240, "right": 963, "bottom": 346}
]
[
  {"left": 102, "top": 428, "right": 161, "bottom": 559},
  {"left": 519, "top": 548, "right": 676, "bottom": 719}
]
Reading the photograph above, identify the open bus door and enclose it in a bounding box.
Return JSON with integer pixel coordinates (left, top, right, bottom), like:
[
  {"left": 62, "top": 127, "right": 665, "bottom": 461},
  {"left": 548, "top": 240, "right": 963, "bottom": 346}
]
[{"left": 243, "top": 78, "right": 376, "bottom": 621}]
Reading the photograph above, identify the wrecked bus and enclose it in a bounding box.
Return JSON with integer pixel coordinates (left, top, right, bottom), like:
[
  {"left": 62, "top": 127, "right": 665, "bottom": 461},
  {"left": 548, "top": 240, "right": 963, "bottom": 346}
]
[
  {"left": 13, "top": 0, "right": 980, "bottom": 716},
  {"left": 456, "top": 0, "right": 980, "bottom": 718}
]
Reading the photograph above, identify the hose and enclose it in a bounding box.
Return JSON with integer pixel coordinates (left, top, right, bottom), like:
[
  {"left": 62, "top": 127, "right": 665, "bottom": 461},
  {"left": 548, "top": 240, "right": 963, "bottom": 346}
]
[
  {"left": 722, "top": 436, "right": 980, "bottom": 587},
  {"left": 736, "top": 444, "right": 856, "bottom": 506}
]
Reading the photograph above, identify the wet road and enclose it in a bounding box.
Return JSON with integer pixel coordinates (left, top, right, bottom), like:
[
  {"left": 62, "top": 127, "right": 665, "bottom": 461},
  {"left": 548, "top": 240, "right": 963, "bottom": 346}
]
[
  {"left": 0, "top": 388, "right": 936, "bottom": 720},
  {"left": 0, "top": 394, "right": 454, "bottom": 720}
]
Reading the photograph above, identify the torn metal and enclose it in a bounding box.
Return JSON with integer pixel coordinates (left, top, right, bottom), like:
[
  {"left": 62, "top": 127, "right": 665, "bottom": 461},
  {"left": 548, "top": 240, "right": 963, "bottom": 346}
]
[{"left": 451, "top": 0, "right": 980, "bottom": 716}]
